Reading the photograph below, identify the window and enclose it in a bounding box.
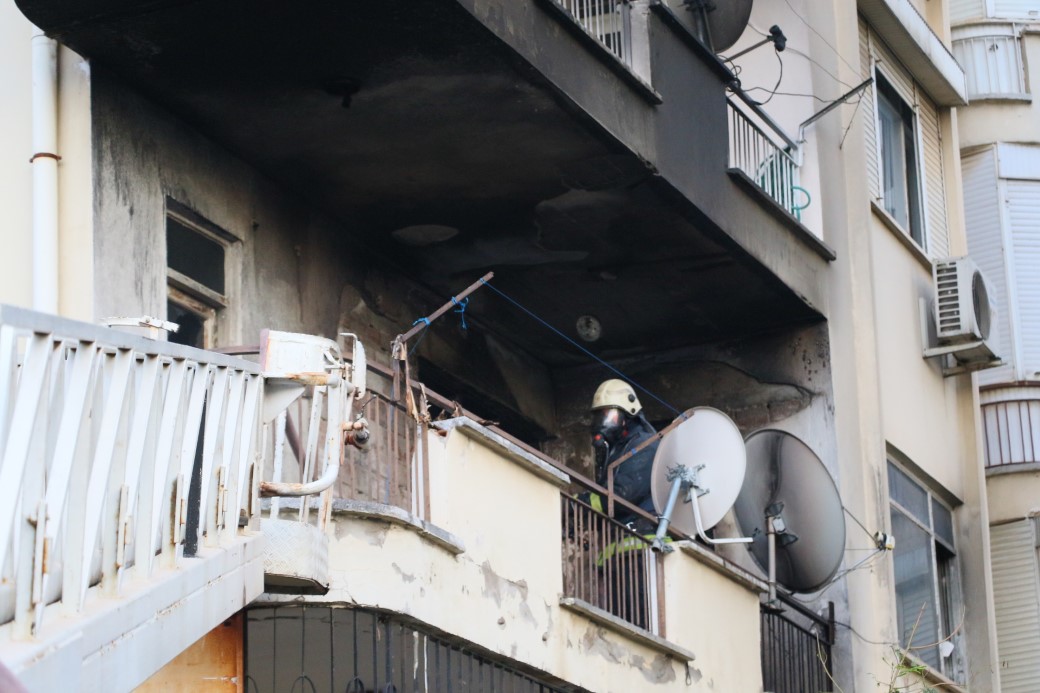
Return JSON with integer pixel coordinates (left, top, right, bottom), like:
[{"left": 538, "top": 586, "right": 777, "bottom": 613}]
[
  {"left": 165, "top": 200, "right": 235, "bottom": 348},
  {"left": 876, "top": 73, "right": 924, "bottom": 246},
  {"left": 888, "top": 461, "right": 963, "bottom": 680}
]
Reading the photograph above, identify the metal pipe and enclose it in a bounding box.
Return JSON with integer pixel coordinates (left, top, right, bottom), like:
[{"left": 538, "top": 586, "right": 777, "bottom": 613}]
[
  {"left": 767, "top": 516, "right": 777, "bottom": 605},
  {"left": 31, "top": 29, "right": 59, "bottom": 313},
  {"left": 651, "top": 473, "right": 684, "bottom": 552}
]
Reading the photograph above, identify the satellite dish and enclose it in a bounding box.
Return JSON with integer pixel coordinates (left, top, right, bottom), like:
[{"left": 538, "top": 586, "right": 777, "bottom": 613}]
[
  {"left": 649, "top": 407, "right": 750, "bottom": 547},
  {"left": 695, "top": 0, "right": 754, "bottom": 53},
  {"left": 734, "top": 430, "right": 845, "bottom": 594}
]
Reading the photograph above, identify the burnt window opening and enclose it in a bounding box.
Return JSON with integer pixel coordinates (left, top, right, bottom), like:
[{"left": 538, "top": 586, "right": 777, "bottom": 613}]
[{"left": 165, "top": 200, "right": 236, "bottom": 349}]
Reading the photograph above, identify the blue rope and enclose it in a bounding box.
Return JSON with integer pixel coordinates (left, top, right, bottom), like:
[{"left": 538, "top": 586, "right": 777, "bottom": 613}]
[
  {"left": 408, "top": 324, "right": 429, "bottom": 357},
  {"left": 412, "top": 316, "right": 430, "bottom": 327},
  {"left": 479, "top": 278, "right": 682, "bottom": 417},
  {"left": 451, "top": 296, "right": 469, "bottom": 330}
]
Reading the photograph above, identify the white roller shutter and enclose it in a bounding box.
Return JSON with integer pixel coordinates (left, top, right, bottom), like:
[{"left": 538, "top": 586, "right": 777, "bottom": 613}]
[
  {"left": 1007, "top": 179, "right": 1040, "bottom": 380},
  {"left": 950, "top": 0, "right": 986, "bottom": 23},
  {"left": 860, "top": 18, "right": 880, "bottom": 202},
  {"left": 919, "top": 95, "right": 948, "bottom": 258},
  {"left": 990, "top": 519, "right": 1040, "bottom": 692},
  {"left": 962, "top": 147, "right": 1013, "bottom": 385},
  {"left": 992, "top": 0, "right": 1040, "bottom": 19}
]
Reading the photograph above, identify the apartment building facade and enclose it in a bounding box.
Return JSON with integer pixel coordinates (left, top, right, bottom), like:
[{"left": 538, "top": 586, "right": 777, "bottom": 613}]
[{"left": 0, "top": 0, "right": 1001, "bottom": 690}]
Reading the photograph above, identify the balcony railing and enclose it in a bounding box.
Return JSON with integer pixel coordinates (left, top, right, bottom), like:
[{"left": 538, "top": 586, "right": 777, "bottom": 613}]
[
  {"left": 552, "top": 0, "right": 632, "bottom": 67},
  {"left": 0, "top": 305, "right": 263, "bottom": 638},
  {"left": 728, "top": 98, "right": 806, "bottom": 220},
  {"left": 761, "top": 598, "right": 835, "bottom": 693},
  {"left": 341, "top": 373, "right": 431, "bottom": 520},
  {"left": 560, "top": 493, "right": 662, "bottom": 633},
  {"left": 952, "top": 32, "right": 1026, "bottom": 99},
  {"left": 982, "top": 398, "right": 1040, "bottom": 469}
]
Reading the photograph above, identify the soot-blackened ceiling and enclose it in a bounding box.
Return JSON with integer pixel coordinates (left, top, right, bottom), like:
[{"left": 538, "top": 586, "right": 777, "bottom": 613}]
[{"left": 18, "top": 0, "right": 820, "bottom": 365}]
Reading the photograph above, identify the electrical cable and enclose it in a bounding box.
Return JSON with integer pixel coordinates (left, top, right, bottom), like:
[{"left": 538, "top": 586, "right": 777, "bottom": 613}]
[
  {"left": 778, "top": 0, "right": 861, "bottom": 78},
  {"left": 746, "top": 49, "right": 784, "bottom": 106},
  {"left": 838, "top": 95, "right": 866, "bottom": 150},
  {"left": 842, "top": 504, "right": 878, "bottom": 542},
  {"left": 743, "top": 22, "right": 859, "bottom": 94},
  {"left": 478, "top": 277, "right": 683, "bottom": 417}
]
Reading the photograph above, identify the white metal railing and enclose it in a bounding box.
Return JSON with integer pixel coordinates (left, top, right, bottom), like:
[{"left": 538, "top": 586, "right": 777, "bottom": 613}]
[
  {"left": 727, "top": 99, "right": 806, "bottom": 219},
  {"left": 554, "top": 0, "right": 632, "bottom": 66},
  {"left": 0, "top": 304, "right": 263, "bottom": 639},
  {"left": 952, "top": 34, "right": 1026, "bottom": 99}
]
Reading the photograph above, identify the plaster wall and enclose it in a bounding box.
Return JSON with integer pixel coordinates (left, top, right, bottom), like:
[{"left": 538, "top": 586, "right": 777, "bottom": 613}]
[
  {"left": 986, "top": 469, "right": 1040, "bottom": 523},
  {"left": 0, "top": 4, "right": 33, "bottom": 311},
  {"left": 957, "top": 30, "right": 1040, "bottom": 149},
  {"left": 0, "top": 8, "right": 93, "bottom": 319},
  {"left": 277, "top": 424, "right": 763, "bottom": 692}
]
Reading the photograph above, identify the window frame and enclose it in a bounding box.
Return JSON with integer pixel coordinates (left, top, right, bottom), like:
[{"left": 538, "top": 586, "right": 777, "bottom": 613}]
[
  {"left": 887, "top": 459, "right": 964, "bottom": 683},
  {"left": 164, "top": 199, "right": 239, "bottom": 349},
  {"left": 872, "top": 67, "right": 927, "bottom": 249}
]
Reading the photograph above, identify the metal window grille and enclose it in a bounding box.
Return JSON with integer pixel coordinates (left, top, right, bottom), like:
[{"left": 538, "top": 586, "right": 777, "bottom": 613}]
[
  {"left": 982, "top": 399, "right": 1040, "bottom": 468},
  {"left": 760, "top": 598, "right": 835, "bottom": 693},
  {"left": 952, "top": 34, "right": 1026, "bottom": 99},
  {"left": 244, "top": 605, "right": 586, "bottom": 692}
]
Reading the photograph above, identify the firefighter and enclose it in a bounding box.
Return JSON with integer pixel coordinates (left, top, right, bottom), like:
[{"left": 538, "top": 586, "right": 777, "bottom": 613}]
[{"left": 588, "top": 378, "right": 659, "bottom": 532}]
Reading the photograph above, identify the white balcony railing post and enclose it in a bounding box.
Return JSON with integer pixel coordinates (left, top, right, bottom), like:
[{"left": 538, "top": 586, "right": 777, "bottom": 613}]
[
  {"left": 0, "top": 305, "right": 265, "bottom": 638},
  {"left": 727, "top": 98, "right": 804, "bottom": 219}
]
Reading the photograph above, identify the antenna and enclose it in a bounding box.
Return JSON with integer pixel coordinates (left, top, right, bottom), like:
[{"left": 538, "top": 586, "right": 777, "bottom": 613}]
[
  {"left": 649, "top": 407, "right": 753, "bottom": 551},
  {"left": 734, "top": 430, "right": 845, "bottom": 606},
  {"left": 685, "top": 0, "right": 754, "bottom": 53}
]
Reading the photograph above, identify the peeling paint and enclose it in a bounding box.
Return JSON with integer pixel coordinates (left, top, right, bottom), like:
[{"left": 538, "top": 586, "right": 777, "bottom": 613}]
[
  {"left": 392, "top": 562, "right": 416, "bottom": 583},
  {"left": 479, "top": 561, "right": 537, "bottom": 625},
  {"left": 580, "top": 624, "right": 628, "bottom": 664}
]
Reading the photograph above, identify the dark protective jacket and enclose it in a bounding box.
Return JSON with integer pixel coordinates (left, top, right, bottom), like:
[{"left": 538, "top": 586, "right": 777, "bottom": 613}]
[{"left": 607, "top": 417, "right": 659, "bottom": 531}]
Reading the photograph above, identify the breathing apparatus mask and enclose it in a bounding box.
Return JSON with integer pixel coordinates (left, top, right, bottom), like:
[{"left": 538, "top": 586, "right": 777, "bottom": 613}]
[{"left": 590, "top": 407, "right": 626, "bottom": 484}]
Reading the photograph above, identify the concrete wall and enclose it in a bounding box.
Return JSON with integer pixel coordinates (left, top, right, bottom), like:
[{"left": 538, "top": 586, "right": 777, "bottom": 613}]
[
  {"left": 958, "top": 29, "right": 1040, "bottom": 149},
  {"left": 0, "top": 4, "right": 34, "bottom": 311},
  {"left": 457, "top": 0, "right": 832, "bottom": 317},
  {"left": 0, "top": 8, "right": 93, "bottom": 319},
  {"left": 260, "top": 422, "right": 764, "bottom": 692}
]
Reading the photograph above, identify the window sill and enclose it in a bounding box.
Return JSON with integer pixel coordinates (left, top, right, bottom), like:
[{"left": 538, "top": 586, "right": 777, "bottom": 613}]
[
  {"left": 901, "top": 653, "right": 965, "bottom": 693},
  {"left": 870, "top": 200, "right": 933, "bottom": 272},
  {"left": 535, "top": 0, "right": 663, "bottom": 106},
  {"left": 559, "top": 597, "right": 696, "bottom": 662},
  {"left": 264, "top": 496, "right": 467, "bottom": 555}
]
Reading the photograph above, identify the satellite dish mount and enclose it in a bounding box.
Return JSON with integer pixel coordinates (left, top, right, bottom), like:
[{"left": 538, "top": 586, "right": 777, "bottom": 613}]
[{"left": 652, "top": 463, "right": 753, "bottom": 552}]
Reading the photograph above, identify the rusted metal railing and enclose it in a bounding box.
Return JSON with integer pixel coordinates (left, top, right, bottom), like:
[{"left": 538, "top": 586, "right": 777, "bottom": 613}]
[
  {"left": 560, "top": 493, "right": 663, "bottom": 634},
  {"left": 553, "top": 0, "right": 632, "bottom": 66},
  {"left": 728, "top": 98, "right": 804, "bottom": 218},
  {"left": 340, "top": 383, "right": 430, "bottom": 520},
  {"left": 982, "top": 398, "right": 1040, "bottom": 469},
  {"left": 760, "top": 597, "right": 835, "bottom": 693}
]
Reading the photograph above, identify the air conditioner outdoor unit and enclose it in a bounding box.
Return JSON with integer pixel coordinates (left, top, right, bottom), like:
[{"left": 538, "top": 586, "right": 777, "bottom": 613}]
[
  {"left": 934, "top": 256, "right": 994, "bottom": 345},
  {"left": 924, "top": 256, "right": 1001, "bottom": 374}
]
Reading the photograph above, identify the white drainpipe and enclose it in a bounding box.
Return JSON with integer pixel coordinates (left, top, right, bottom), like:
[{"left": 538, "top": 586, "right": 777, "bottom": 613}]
[{"left": 31, "top": 29, "right": 59, "bottom": 314}]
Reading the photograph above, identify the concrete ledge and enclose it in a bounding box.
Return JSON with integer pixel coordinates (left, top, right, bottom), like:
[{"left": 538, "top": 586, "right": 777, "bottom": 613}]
[
  {"left": 986, "top": 461, "right": 1040, "bottom": 478},
  {"left": 559, "top": 597, "right": 696, "bottom": 662},
  {"left": 333, "top": 499, "right": 467, "bottom": 556},
  {"left": 434, "top": 417, "right": 571, "bottom": 488},
  {"left": 859, "top": 0, "right": 967, "bottom": 106},
  {"left": 534, "top": 0, "right": 664, "bottom": 105},
  {"left": 2, "top": 535, "right": 265, "bottom": 692},
  {"left": 263, "top": 496, "right": 466, "bottom": 555},
  {"left": 728, "top": 169, "right": 837, "bottom": 262},
  {"left": 673, "top": 540, "right": 769, "bottom": 595}
]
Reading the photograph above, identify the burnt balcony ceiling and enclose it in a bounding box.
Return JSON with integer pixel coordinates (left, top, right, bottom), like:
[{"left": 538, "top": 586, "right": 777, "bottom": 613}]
[{"left": 18, "top": 0, "right": 822, "bottom": 365}]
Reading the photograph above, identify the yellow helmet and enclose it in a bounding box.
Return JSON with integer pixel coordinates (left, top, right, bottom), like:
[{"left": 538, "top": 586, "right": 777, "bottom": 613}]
[{"left": 591, "top": 379, "right": 641, "bottom": 416}]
